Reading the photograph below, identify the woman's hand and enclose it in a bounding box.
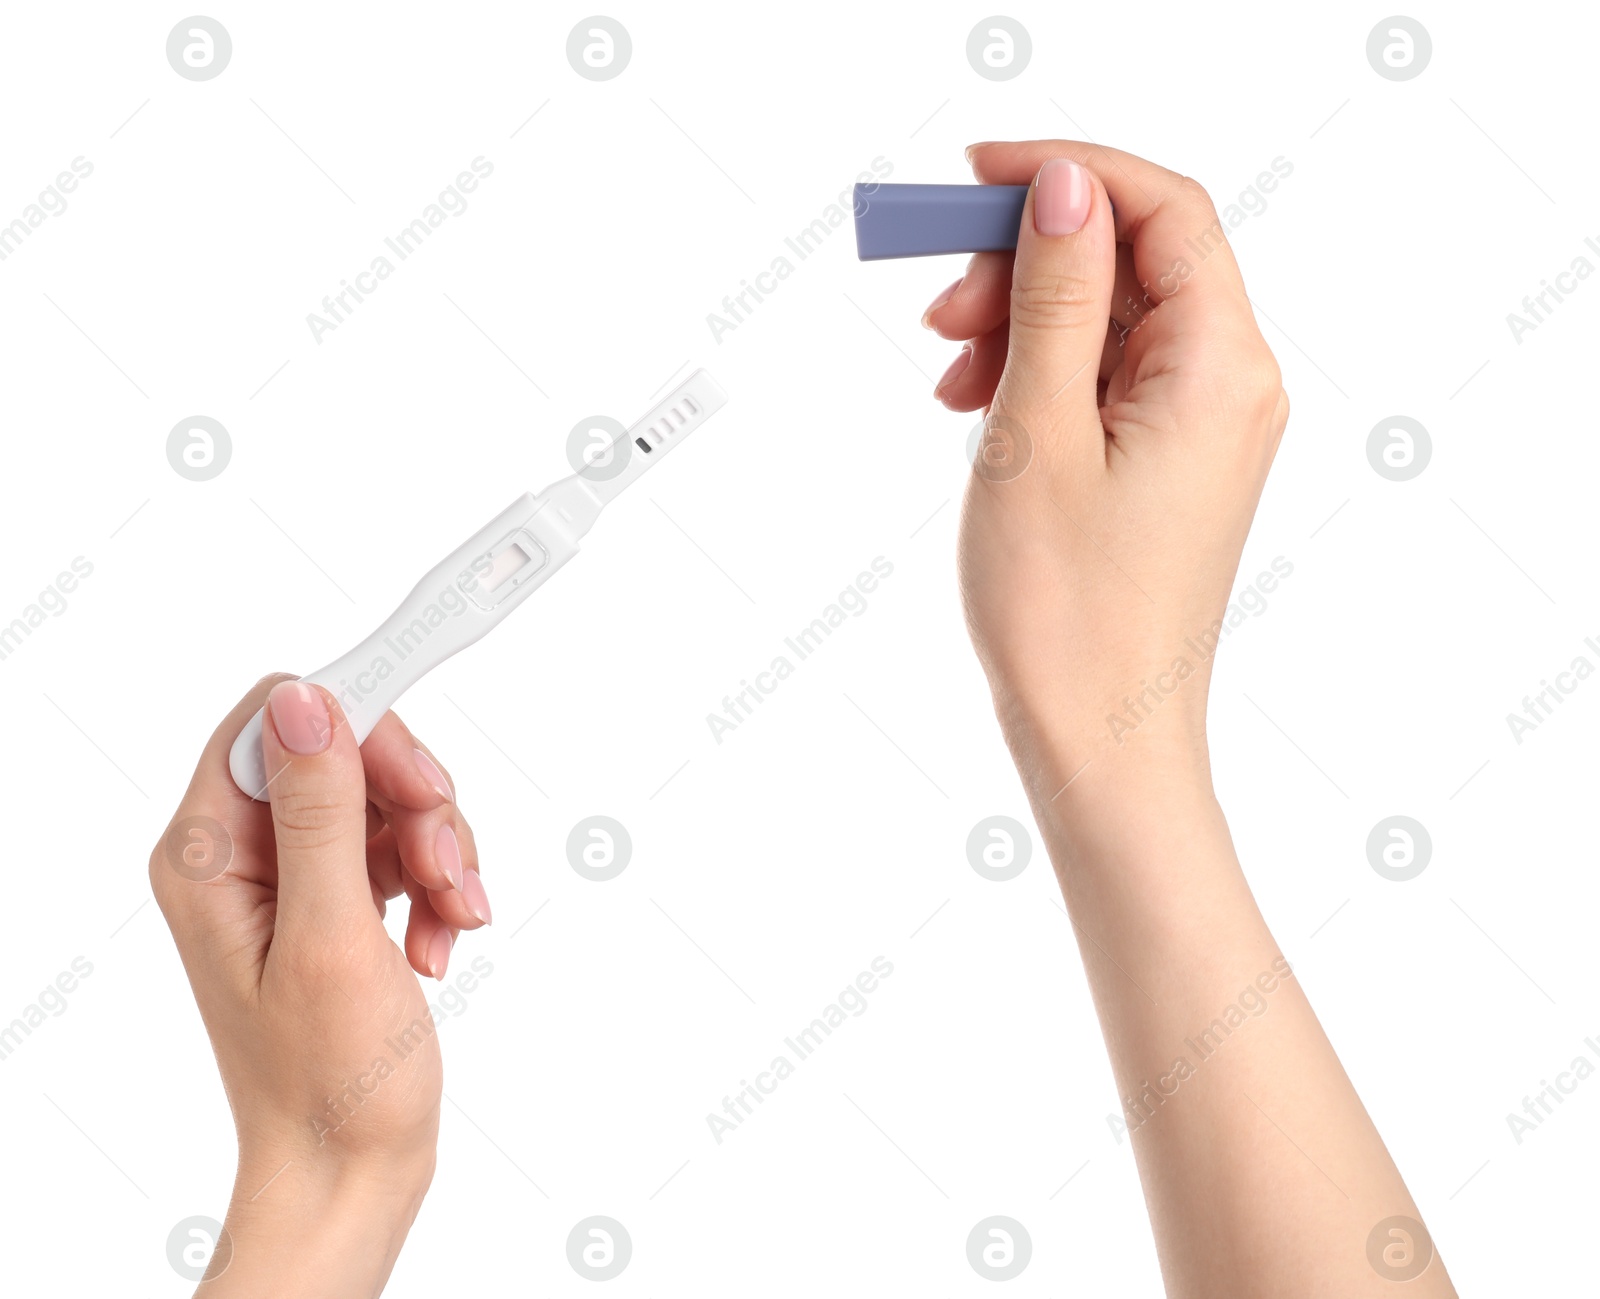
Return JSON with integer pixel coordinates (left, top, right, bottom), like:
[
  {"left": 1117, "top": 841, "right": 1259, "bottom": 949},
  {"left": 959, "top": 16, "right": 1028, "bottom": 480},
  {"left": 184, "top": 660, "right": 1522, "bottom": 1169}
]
[
  {"left": 921, "top": 143, "right": 1452, "bottom": 1298},
  {"left": 925, "top": 142, "right": 1290, "bottom": 794},
  {"left": 149, "top": 675, "right": 493, "bottom": 1296}
]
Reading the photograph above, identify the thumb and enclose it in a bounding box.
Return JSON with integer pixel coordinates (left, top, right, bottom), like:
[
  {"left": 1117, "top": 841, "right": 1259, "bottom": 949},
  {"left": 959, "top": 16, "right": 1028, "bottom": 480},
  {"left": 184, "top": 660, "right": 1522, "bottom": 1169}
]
[
  {"left": 260, "top": 680, "right": 375, "bottom": 942},
  {"left": 992, "top": 158, "right": 1115, "bottom": 451}
]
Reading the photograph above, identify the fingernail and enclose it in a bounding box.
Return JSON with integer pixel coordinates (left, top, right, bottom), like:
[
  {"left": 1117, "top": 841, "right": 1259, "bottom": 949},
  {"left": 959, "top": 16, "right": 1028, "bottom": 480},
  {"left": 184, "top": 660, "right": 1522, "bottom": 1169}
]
[
  {"left": 436, "top": 823, "right": 464, "bottom": 891},
  {"left": 462, "top": 870, "right": 492, "bottom": 925},
  {"left": 1035, "top": 159, "right": 1091, "bottom": 237},
  {"left": 414, "top": 749, "right": 453, "bottom": 802},
  {"left": 268, "top": 681, "right": 331, "bottom": 755},
  {"left": 426, "top": 929, "right": 453, "bottom": 981},
  {"left": 934, "top": 345, "right": 972, "bottom": 398},
  {"left": 921, "top": 279, "right": 962, "bottom": 329},
  {"left": 965, "top": 142, "right": 994, "bottom": 163}
]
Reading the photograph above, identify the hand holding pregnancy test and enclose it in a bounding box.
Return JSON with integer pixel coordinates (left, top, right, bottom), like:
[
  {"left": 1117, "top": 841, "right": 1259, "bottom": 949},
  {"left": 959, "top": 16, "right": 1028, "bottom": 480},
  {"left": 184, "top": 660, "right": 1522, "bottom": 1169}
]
[{"left": 229, "top": 370, "right": 727, "bottom": 798}]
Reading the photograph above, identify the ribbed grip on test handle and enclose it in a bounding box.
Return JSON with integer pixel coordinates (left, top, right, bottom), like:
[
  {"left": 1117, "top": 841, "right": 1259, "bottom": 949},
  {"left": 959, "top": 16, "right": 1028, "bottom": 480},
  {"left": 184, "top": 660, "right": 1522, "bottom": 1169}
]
[{"left": 583, "top": 368, "right": 728, "bottom": 504}]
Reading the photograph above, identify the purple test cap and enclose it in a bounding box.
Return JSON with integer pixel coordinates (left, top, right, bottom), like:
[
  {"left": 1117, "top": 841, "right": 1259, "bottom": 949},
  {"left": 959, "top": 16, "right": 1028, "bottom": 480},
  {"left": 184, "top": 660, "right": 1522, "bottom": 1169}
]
[{"left": 852, "top": 183, "right": 1029, "bottom": 260}]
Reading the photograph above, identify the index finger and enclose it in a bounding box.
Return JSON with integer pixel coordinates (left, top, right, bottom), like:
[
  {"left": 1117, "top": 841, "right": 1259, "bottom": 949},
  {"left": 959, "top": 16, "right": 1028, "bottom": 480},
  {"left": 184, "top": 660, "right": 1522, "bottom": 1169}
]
[
  {"left": 361, "top": 709, "right": 456, "bottom": 812},
  {"left": 968, "top": 140, "right": 1257, "bottom": 333}
]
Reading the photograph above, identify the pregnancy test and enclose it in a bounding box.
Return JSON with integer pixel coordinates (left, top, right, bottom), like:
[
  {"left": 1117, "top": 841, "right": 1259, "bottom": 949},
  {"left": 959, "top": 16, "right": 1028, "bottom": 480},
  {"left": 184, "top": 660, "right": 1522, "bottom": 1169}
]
[
  {"left": 853, "top": 183, "right": 1029, "bottom": 260},
  {"left": 228, "top": 370, "right": 728, "bottom": 800}
]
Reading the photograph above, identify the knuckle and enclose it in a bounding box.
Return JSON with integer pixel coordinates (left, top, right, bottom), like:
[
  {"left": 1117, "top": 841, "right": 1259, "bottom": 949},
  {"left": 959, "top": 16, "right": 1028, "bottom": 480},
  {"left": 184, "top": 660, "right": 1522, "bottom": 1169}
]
[
  {"left": 270, "top": 792, "right": 353, "bottom": 845},
  {"left": 1246, "top": 350, "right": 1283, "bottom": 398},
  {"left": 1170, "top": 175, "right": 1227, "bottom": 245},
  {"left": 1201, "top": 345, "right": 1284, "bottom": 427},
  {"left": 1272, "top": 387, "right": 1291, "bottom": 439},
  {"left": 1175, "top": 173, "right": 1217, "bottom": 213},
  {"left": 1010, "top": 274, "right": 1100, "bottom": 331},
  {"left": 146, "top": 843, "right": 169, "bottom": 901}
]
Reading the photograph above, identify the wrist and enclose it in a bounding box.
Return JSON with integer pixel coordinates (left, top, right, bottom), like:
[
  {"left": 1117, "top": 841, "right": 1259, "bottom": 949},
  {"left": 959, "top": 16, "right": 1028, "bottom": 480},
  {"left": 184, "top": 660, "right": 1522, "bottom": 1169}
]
[
  {"left": 1023, "top": 737, "right": 1237, "bottom": 906},
  {"left": 207, "top": 1149, "right": 433, "bottom": 1297},
  {"left": 989, "top": 682, "right": 1234, "bottom": 873},
  {"left": 991, "top": 676, "right": 1215, "bottom": 805}
]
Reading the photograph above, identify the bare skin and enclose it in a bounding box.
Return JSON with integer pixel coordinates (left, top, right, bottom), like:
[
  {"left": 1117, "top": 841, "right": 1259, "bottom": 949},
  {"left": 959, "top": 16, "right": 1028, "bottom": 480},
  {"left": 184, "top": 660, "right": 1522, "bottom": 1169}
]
[
  {"left": 924, "top": 139, "right": 1455, "bottom": 1298},
  {"left": 150, "top": 676, "right": 492, "bottom": 1297}
]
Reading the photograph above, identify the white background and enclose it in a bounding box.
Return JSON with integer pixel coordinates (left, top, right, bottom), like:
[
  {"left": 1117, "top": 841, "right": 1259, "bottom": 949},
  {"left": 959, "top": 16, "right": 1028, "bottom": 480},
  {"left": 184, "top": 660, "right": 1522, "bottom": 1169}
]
[{"left": 1, "top": 2, "right": 1594, "bottom": 1293}]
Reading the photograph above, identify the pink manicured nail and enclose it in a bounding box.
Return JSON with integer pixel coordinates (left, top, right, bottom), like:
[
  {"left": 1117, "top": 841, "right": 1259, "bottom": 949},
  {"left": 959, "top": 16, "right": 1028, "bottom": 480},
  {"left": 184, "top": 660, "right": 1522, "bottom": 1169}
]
[
  {"left": 414, "top": 749, "right": 453, "bottom": 802},
  {"left": 426, "top": 928, "right": 453, "bottom": 981},
  {"left": 921, "top": 278, "right": 962, "bottom": 328},
  {"left": 1035, "top": 159, "right": 1091, "bottom": 237},
  {"left": 436, "top": 823, "right": 464, "bottom": 891},
  {"left": 935, "top": 345, "right": 972, "bottom": 397},
  {"left": 268, "top": 681, "right": 331, "bottom": 755},
  {"left": 462, "top": 870, "right": 492, "bottom": 925}
]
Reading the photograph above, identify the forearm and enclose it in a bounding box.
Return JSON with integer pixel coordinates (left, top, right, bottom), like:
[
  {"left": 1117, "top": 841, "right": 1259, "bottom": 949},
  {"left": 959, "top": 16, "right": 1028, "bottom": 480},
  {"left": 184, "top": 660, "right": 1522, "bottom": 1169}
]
[{"left": 1018, "top": 729, "right": 1454, "bottom": 1298}]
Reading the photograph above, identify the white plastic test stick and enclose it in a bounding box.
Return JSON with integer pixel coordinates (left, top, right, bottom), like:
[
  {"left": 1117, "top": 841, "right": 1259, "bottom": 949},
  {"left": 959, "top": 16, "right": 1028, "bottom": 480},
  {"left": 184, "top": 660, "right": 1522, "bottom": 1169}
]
[{"left": 229, "top": 370, "right": 728, "bottom": 799}]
